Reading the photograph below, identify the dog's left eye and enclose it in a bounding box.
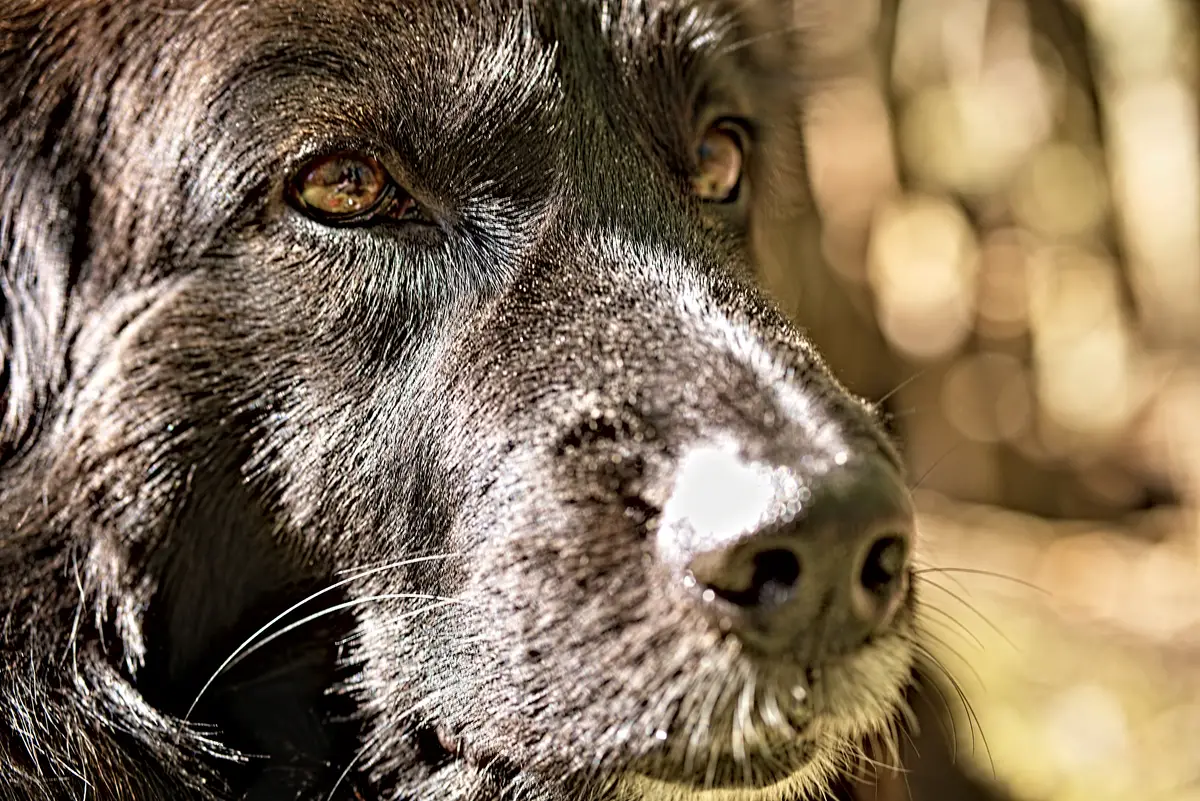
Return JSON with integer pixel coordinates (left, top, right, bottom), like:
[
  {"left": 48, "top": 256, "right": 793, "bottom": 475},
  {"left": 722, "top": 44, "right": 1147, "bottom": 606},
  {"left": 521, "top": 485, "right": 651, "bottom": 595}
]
[
  {"left": 692, "top": 121, "right": 746, "bottom": 204},
  {"left": 288, "top": 152, "right": 419, "bottom": 225}
]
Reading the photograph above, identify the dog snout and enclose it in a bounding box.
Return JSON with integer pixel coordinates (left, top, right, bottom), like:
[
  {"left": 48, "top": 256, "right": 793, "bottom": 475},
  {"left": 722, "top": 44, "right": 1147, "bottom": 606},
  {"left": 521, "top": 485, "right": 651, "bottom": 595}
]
[{"left": 659, "top": 441, "right": 914, "bottom": 657}]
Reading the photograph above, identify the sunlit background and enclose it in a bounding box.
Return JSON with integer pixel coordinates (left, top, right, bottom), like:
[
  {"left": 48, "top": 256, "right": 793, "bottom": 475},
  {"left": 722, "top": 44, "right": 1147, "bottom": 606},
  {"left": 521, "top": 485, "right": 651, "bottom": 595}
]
[{"left": 764, "top": 1, "right": 1200, "bottom": 799}]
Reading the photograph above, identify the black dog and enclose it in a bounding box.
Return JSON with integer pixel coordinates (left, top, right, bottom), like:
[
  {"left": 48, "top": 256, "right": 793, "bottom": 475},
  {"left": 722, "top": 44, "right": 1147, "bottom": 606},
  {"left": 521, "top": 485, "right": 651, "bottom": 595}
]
[{"left": 0, "top": 2, "right": 925, "bottom": 799}]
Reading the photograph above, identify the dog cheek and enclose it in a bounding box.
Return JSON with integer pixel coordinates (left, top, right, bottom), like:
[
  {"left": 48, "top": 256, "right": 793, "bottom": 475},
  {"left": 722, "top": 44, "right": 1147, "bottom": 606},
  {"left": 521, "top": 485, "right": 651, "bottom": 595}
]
[{"left": 435, "top": 453, "right": 689, "bottom": 738}]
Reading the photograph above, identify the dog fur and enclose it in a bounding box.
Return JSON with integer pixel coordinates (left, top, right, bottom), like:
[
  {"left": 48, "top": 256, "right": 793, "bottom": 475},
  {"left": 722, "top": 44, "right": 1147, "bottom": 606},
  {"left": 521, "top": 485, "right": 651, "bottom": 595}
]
[{"left": 1, "top": 1, "right": 930, "bottom": 799}]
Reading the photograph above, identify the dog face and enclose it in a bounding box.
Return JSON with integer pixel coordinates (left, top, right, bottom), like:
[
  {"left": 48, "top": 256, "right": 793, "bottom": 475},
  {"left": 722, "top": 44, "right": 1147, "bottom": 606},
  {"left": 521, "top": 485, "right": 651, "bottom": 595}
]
[{"left": 0, "top": 2, "right": 918, "bottom": 800}]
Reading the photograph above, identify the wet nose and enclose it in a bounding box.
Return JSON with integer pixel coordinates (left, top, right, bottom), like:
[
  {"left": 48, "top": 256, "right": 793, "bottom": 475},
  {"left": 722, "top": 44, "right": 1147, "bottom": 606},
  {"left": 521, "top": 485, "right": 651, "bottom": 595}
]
[{"left": 658, "top": 443, "right": 914, "bottom": 657}]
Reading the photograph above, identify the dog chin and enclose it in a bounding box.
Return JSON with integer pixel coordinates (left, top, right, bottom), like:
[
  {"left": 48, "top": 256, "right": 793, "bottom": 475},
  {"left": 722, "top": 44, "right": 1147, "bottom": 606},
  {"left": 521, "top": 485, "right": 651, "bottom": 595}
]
[
  {"left": 608, "top": 642, "right": 914, "bottom": 801},
  {"left": 617, "top": 755, "right": 840, "bottom": 801}
]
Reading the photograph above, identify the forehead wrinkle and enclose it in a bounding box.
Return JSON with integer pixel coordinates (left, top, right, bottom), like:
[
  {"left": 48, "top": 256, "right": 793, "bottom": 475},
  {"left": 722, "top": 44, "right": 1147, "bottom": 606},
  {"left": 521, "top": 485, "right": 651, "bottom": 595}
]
[{"left": 210, "top": 0, "right": 742, "bottom": 193}]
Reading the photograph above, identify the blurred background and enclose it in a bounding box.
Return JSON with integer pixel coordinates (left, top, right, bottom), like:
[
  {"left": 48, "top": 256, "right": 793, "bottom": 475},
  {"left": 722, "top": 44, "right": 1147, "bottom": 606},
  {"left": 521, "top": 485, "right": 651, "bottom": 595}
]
[{"left": 763, "top": 1, "right": 1200, "bottom": 799}]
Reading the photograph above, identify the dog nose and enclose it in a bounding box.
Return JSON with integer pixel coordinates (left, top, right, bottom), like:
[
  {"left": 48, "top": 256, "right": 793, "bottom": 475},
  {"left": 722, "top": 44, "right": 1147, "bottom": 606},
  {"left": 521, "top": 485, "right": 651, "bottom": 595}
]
[{"left": 658, "top": 443, "right": 914, "bottom": 657}]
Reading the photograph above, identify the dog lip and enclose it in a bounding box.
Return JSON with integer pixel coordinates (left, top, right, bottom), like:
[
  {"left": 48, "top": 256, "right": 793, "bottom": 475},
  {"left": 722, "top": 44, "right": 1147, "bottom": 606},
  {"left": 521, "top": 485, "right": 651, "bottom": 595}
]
[{"left": 623, "top": 730, "right": 821, "bottom": 790}]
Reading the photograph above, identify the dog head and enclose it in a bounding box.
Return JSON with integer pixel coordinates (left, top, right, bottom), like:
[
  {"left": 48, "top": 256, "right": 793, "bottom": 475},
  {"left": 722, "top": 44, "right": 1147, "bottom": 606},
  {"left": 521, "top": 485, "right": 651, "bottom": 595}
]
[{"left": 1, "top": 2, "right": 917, "bottom": 799}]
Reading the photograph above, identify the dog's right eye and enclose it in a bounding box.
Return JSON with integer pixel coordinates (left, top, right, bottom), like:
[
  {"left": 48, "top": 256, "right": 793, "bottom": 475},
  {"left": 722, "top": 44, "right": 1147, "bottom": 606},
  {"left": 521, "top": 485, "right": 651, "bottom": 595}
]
[
  {"left": 288, "top": 152, "right": 418, "bottom": 226},
  {"left": 692, "top": 121, "right": 747, "bottom": 204}
]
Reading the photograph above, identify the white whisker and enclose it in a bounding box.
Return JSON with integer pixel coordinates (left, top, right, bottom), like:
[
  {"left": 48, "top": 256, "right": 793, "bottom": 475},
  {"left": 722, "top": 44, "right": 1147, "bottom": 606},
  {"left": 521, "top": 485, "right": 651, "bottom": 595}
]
[
  {"left": 185, "top": 552, "right": 457, "bottom": 719},
  {"left": 222, "top": 595, "right": 464, "bottom": 678}
]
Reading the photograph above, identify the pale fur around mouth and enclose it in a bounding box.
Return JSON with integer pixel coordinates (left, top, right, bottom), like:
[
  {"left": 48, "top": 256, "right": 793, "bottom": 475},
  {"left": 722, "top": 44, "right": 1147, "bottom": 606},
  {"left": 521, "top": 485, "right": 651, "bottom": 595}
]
[
  {"left": 613, "top": 633, "right": 914, "bottom": 801},
  {"left": 617, "top": 748, "right": 843, "bottom": 801}
]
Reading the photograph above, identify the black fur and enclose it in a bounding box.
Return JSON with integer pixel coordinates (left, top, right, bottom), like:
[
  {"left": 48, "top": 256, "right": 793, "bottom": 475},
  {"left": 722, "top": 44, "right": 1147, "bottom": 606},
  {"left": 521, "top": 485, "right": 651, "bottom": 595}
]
[{"left": 0, "top": 2, "right": 925, "bottom": 799}]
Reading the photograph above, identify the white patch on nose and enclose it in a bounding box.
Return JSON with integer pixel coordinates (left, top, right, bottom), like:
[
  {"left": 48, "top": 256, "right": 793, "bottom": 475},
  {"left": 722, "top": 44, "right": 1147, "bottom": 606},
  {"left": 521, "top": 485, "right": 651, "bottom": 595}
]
[
  {"left": 661, "top": 443, "right": 778, "bottom": 549},
  {"left": 657, "top": 441, "right": 808, "bottom": 574}
]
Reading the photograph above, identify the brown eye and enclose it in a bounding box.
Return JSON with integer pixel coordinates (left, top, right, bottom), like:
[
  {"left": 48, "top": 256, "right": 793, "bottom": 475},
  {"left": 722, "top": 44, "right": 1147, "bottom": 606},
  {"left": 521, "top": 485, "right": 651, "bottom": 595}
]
[
  {"left": 289, "top": 152, "right": 416, "bottom": 224},
  {"left": 692, "top": 122, "right": 746, "bottom": 203}
]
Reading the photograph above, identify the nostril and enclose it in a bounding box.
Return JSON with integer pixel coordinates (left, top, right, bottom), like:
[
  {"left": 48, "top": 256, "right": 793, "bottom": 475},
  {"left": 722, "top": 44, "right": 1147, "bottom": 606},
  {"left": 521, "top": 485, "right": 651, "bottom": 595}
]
[
  {"left": 851, "top": 533, "right": 910, "bottom": 631},
  {"left": 690, "top": 546, "right": 803, "bottom": 609},
  {"left": 859, "top": 534, "right": 908, "bottom": 595},
  {"left": 751, "top": 548, "right": 801, "bottom": 607}
]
